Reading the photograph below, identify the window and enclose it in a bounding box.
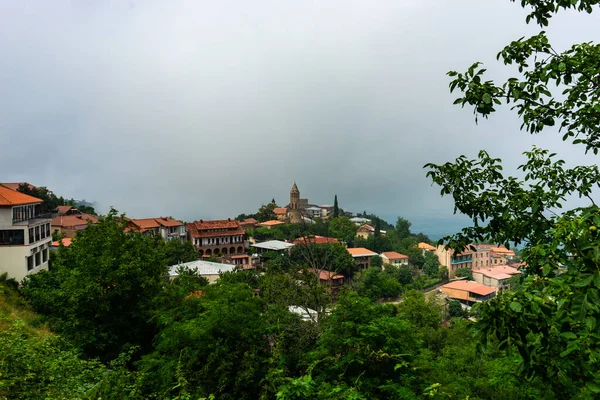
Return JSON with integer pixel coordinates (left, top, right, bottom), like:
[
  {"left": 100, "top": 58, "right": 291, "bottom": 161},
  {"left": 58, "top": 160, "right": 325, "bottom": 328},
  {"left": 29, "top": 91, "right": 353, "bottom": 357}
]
[
  {"left": 27, "top": 256, "right": 34, "bottom": 271},
  {"left": 35, "top": 251, "right": 41, "bottom": 266},
  {"left": 0, "top": 230, "right": 25, "bottom": 245},
  {"left": 41, "top": 226, "right": 46, "bottom": 239},
  {"left": 46, "top": 224, "right": 50, "bottom": 237},
  {"left": 42, "top": 248, "right": 48, "bottom": 263},
  {"left": 29, "top": 228, "right": 34, "bottom": 243},
  {"left": 35, "top": 226, "right": 40, "bottom": 242}
]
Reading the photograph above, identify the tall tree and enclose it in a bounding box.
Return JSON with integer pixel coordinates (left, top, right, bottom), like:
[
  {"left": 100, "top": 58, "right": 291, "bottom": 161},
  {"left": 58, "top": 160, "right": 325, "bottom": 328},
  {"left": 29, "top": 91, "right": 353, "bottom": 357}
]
[
  {"left": 333, "top": 195, "right": 339, "bottom": 218},
  {"left": 395, "top": 217, "right": 412, "bottom": 240},
  {"left": 374, "top": 218, "right": 381, "bottom": 238},
  {"left": 426, "top": 1, "right": 600, "bottom": 396}
]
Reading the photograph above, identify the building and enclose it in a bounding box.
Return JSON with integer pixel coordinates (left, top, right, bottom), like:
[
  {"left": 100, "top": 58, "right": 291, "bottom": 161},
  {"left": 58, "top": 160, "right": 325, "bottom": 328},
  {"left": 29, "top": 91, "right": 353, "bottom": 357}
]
[
  {"left": 51, "top": 214, "right": 98, "bottom": 238},
  {"left": 350, "top": 217, "right": 371, "bottom": 226},
  {"left": 303, "top": 268, "right": 345, "bottom": 292},
  {"left": 440, "top": 280, "right": 497, "bottom": 304},
  {"left": 288, "top": 183, "right": 302, "bottom": 224},
  {"left": 257, "top": 220, "right": 285, "bottom": 229},
  {"left": 305, "top": 206, "right": 323, "bottom": 219},
  {"left": 319, "top": 205, "right": 334, "bottom": 217},
  {"left": 274, "top": 208, "right": 288, "bottom": 221},
  {"left": 436, "top": 243, "right": 518, "bottom": 278},
  {"left": 418, "top": 242, "right": 436, "bottom": 254},
  {"left": 356, "top": 224, "right": 386, "bottom": 239},
  {"left": 347, "top": 247, "right": 378, "bottom": 270},
  {"left": 129, "top": 217, "right": 186, "bottom": 242},
  {"left": 250, "top": 240, "right": 294, "bottom": 254},
  {"left": 380, "top": 251, "right": 409, "bottom": 266},
  {"left": 293, "top": 235, "right": 340, "bottom": 246},
  {"left": 168, "top": 259, "right": 237, "bottom": 284},
  {"left": 187, "top": 218, "right": 246, "bottom": 257},
  {"left": 472, "top": 265, "right": 521, "bottom": 290},
  {"left": 239, "top": 218, "right": 258, "bottom": 230},
  {"left": 51, "top": 237, "right": 73, "bottom": 249},
  {"left": 0, "top": 185, "right": 52, "bottom": 281}
]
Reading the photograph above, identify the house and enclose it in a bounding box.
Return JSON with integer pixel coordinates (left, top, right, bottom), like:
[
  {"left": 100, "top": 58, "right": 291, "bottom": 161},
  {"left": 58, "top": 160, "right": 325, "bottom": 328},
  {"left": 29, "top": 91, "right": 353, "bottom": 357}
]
[
  {"left": 347, "top": 247, "right": 378, "bottom": 270},
  {"left": 356, "top": 224, "right": 386, "bottom": 239},
  {"left": 230, "top": 254, "right": 256, "bottom": 268},
  {"left": 168, "top": 259, "right": 237, "bottom": 284},
  {"left": 51, "top": 237, "right": 73, "bottom": 249},
  {"left": 273, "top": 208, "right": 288, "bottom": 221},
  {"left": 239, "top": 218, "right": 258, "bottom": 230},
  {"left": 436, "top": 245, "right": 475, "bottom": 278},
  {"left": 319, "top": 205, "right": 334, "bottom": 217},
  {"left": 293, "top": 235, "right": 340, "bottom": 246},
  {"left": 129, "top": 217, "right": 186, "bottom": 242},
  {"left": 305, "top": 206, "right": 323, "bottom": 219},
  {"left": 251, "top": 240, "right": 294, "bottom": 254},
  {"left": 0, "top": 185, "right": 52, "bottom": 281},
  {"left": 187, "top": 218, "right": 246, "bottom": 257},
  {"left": 437, "top": 243, "right": 518, "bottom": 278},
  {"left": 418, "top": 242, "right": 436, "bottom": 254},
  {"left": 350, "top": 217, "right": 371, "bottom": 226},
  {"left": 51, "top": 214, "right": 99, "bottom": 238},
  {"left": 304, "top": 268, "right": 345, "bottom": 292},
  {"left": 257, "top": 220, "right": 285, "bottom": 229},
  {"left": 380, "top": 251, "right": 409, "bottom": 266},
  {"left": 440, "top": 280, "right": 497, "bottom": 304},
  {"left": 472, "top": 264, "right": 521, "bottom": 290}
]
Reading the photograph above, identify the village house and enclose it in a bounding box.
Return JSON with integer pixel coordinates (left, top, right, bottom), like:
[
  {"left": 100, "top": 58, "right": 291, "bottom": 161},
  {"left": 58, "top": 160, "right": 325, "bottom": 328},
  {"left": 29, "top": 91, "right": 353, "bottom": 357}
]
[
  {"left": 250, "top": 240, "right": 294, "bottom": 255},
  {"left": 350, "top": 217, "right": 371, "bottom": 226},
  {"left": 436, "top": 243, "right": 517, "bottom": 278},
  {"left": 418, "top": 242, "right": 436, "bottom": 254},
  {"left": 439, "top": 280, "right": 497, "bottom": 304},
  {"left": 187, "top": 218, "right": 246, "bottom": 257},
  {"left": 380, "top": 251, "right": 409, "bottom": 266},
  {"left": 356, "top": 224, "right": 386, "bottom": 239},
  {"left": 129, "top": 217, "right": 187, "bottom": 242},
  {"left": 347, "top": 247, "right": 378, "bottom": 270},
  {"left": 239, "top": 218, "right": 258, "bottom": 230},
  {"left": 273, "top": 208, "right": 288, "bottom": 221},
  {"left": 305, "top": 206, "right": 323, "bottom": 219},
  {"left": 51, "top": 206, "right": 98, "bottom": 238},
  {"left": 293, "top": 235, "right": 340, "bottom": 246},
  {"left": 304, "top": 268, "right": 345, "bottom": 293},
  {"left": 257, "top": 220, "right": 286, "bottom": 229},
  {"left": 472, "top": 264, "right": 521, "bottom": 290},
  {"left": 0, "top": 185, "right": 52, "bottom": 281}
]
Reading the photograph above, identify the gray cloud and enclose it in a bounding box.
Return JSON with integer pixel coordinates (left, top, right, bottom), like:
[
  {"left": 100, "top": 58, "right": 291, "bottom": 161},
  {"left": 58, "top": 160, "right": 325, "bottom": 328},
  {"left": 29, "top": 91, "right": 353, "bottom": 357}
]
[{"left": 1, "top": 0, "right": 599, "bottom": 236}]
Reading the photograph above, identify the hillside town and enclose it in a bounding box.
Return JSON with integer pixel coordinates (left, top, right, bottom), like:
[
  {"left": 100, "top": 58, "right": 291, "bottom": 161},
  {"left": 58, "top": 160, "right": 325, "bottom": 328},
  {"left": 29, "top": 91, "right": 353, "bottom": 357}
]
[{"left": 0, "top": 181, "right": 522, "bottom": 308}]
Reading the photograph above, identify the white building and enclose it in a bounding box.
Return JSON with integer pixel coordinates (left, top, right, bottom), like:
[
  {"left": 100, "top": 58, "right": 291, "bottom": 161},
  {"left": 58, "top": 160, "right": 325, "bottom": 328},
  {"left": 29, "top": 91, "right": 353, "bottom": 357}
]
[
  {"left": 251, "top": 240, "right": 294, "bottom": 254},
  {"left": 350, "top": 217, "right": 371, "bottom": 226},
  {"left": 168, "top": 259, "right": 237, "bottom": 284},
  {"left": 0, "top": 186, "right": 52, "bottom": 282},
  {"left": 305, "top": 206, "right": 323, "bottom": 218},
  {"left": 380, "top": 251, "right": 409, "bottom": 266}
]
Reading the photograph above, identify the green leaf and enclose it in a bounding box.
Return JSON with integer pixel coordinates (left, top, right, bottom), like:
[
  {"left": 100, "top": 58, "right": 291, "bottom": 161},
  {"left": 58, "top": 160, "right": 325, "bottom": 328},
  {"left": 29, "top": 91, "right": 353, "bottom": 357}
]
[
  {"left": 509, "top": 302, "right": 522, "bottom": 312},
  {"left": 482, "top": 93, "right": 492, "bottom": 104},
  {"left": 558, "top": 62, "right": 566, "bottom": 71}
]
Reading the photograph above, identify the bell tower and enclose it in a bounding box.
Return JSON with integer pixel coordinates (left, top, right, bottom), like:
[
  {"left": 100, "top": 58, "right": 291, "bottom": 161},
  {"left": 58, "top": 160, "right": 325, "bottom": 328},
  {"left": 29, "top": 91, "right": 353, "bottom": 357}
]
[{"left": 289, "top": 182, "right": 301, "bottom": 223}]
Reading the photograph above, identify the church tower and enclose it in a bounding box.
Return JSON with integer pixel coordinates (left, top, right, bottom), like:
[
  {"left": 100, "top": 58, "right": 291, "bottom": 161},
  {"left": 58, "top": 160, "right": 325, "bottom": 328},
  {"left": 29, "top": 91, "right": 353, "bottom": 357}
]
[{"left": 289, "top": 182, "right": 302, "bottom": 224}]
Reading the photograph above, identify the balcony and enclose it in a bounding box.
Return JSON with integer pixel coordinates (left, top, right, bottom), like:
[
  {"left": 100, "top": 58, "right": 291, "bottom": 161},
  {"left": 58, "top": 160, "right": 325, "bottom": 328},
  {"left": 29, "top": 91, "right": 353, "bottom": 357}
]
[
  {"left": 451, "top": 257, "right": 472, "bottom": 265},
  {"left": 13, "top": 213, "right": 53, "bottom": 226}
]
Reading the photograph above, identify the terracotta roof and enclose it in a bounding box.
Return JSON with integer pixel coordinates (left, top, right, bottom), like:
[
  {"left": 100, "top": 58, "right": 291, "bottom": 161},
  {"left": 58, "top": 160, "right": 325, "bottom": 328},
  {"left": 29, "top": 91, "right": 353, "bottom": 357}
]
[
  {"left": 293, "top": 236, "right": 339, "bottom": 245},
  {"left": 418, "top": 242, "right": 436, "bottom": 251},
  {"left": 0, "top": 185, "right": 43, "bottom": 206},
  {"left": 155, "top": 217, "right": 184, "bottom": 227},
  {"left": 306, "top": 268, "right": 344, "bottom": 281},
  {"left": 51, "top": 214, "right": 98, "bottom": 228},
  {"left": 381, "top": 251, "right": 408, "bottom": 260},
  {"left": 258, "top": 220, "right": 285, "bottom": 227},
  {"left": 231, "top": 255, "right": 249, "bottom": 259},
  {"left": 131, "top": 218, "right": 161, "bottom": 229},
  {"left": 0, "top": 182, "right": 36, "bottom": 191},
  {"left": 56, "top": 205, "right": 75, "bottom": 216},
  {"left": 187, "top": 219, "right": 245, "bottom": 239},
  {"left": 274, "top": 207, "right": 288, "bottom": 215},
  {"left": 347, "top": 247, "right": 378, "bottom": 257},
  {"left": 243, "top": 218, "right": 257, "bottom": 224},
  {"left": 357, "top": 224, "right": 374, "bottom": 231},
  {"left": 472, "top": 265, "right": 521, "bottom": 280},
  {"left": 441, "top": 280, "right": 496, "bottom": 296},
  {"left": 51, "top": 238, "right": 73, "bottom": 247}
]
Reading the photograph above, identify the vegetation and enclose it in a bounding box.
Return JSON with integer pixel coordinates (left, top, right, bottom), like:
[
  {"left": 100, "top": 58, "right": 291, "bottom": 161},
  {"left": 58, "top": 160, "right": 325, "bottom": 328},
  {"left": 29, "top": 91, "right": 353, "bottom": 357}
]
[{"left": 16, "top": 183, "right": 97, "bottom": 215}]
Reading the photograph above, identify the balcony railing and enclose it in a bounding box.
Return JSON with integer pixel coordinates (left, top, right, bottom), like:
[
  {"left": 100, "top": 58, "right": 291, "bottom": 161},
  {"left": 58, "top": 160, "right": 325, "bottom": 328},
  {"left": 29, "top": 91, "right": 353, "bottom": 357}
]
[
  {"left": 13, "top": 213, "right": 53, "bottom": 226},
  {"left": 451, "top": 257, "right": 472, "bottom": 264}
]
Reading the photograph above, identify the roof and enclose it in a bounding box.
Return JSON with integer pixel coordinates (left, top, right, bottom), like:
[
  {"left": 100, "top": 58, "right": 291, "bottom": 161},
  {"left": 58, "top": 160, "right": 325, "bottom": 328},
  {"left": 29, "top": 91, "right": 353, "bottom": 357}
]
[
  {"left": 358, "top": 224, "right": 374, "bottom": 231},
  {"left": 51, "top": 214, "right": 98, "bottom": 228},
  {"left": 305, "top": 206, "right": 322, "bottom": 211},
  {"left": 168, "top": 259, "right": 237, "bottom": 277},
  {"left": 0, "top": 182, "right": 36, "bottom": 191},
  {"left": 381, "top": 251, "right": 409, "bottom": 260},
  {"left": 187, "top": 219, "right": 245, "bottom": 238},
  {"left": 418, "top": 242, "right": 436, "bottom": 251},
  {"left": 293, "top": 236, "right": 339, "bottom": 245},
  {"left": 288, "top": 306, "right": 318, "bottom": 322},
  {"left": 51, "top": 238, "right": 73, "bottom": 247},
  {"left": 131, "top": 218, "right": 161, "bottom": 229},
  {"left": 0, "top": 185, "right": 43, "bottom": 206},
  {"left": 350, "top": 217, "right": 371, "bottom": 223},
  {"left": 155, "top": 217, "right": 184, "bottom": 227},
  {"left": 56, "top": 205, "right": 75, "bottom": 216},
  {"left": 441, "top": 280, "right": 496, "bottom": 296},
  {"left": 347, "top": 247, "right": 378, "bottom": 257},
  {"left": 243, "top": 218, "right": 257, "bottom": 224},
  {"left": 305, "top": 268, "right": 345, "bottom": 281},
  {"left": 472, "top": 265, "right": 521, "bottom": 280},
  {"left": 273, "top": 207, "right": 288, "bottom": 215},
  {"left": 258, "top": 220, "right": 285, "bottom": 227},
  {"left": 231, "top": 254, "right": 249, "bottom": 259},
  {"left": 291, "top": 182, "right": 299, "bottom": 193},
  {"left": 251, "top": 240, "right": 294, "bottom": 251}
]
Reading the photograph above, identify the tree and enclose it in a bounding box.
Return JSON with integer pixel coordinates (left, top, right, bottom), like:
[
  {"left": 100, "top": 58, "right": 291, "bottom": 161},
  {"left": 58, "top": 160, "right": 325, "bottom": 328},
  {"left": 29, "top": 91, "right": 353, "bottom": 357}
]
[
  {"left": 374, "top": 218, "right": 381, "bottom": 237},
  {"left": 333, "top": 195, "right": 339, "bottom": 218},
  {"left": 328, "top": 216, "right": 357, "bottom": 245},
  {"left": 289, "top": 242, "right": 357, "bottom": 278},
  {"left": 370, "top": 254, "right": 383, "bottom": 268},
  {"left": 395, "top": 217, "right": 412, "bottom": 240},
  {"left": 163, "top": 239, "right": 198, "bottom": 266},
  {"left": 353, "top": 267, "right": 403, "bottom": 301},
  {"left": 425, "top": 1, "right": 600, "bottom": 396},
  {"left": 448, "top": 300, "right": 466, "bottom": 318},
  {"left": 422, "top": 251, "right": 441, "bottom": 278},
  {"left": 21, "top": 210, "right": 168, "bottom": 361},
  {"left": 256, "top": 202, "right": 277, "bottom": 222},
  {"left": 454, "top": 267, "right": 473, "bottom": 281}
]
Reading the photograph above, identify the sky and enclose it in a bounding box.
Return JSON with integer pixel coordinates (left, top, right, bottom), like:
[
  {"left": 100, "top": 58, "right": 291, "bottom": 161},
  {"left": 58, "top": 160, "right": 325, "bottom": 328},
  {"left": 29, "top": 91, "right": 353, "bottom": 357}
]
[{"left": 1, "top": 0, "right": 599, "bottom": 237}]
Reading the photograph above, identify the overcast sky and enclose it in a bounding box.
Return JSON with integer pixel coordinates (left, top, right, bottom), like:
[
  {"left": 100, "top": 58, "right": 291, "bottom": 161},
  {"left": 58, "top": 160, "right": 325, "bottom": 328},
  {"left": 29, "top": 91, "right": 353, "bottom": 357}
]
[{"left": 1, "top": 1, "right": 599, "bottom": 236}]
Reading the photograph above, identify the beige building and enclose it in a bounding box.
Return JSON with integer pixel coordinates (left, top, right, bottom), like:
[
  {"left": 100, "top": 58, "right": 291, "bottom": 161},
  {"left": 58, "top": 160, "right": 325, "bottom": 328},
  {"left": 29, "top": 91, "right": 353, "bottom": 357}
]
[
  {"left": 188, "top": 218, "right": 246, "bottom": 257},
  {"left": 472, "top": 265, "right": 521, "bottom": 290},
  {"left": 440, "top": 280, "right": 497, "bottom": 304},
  {"left": 380, "top": 251, "right": 409, "bottom": 266},
  {"left": 288, "top": 183, "right": 302, "bottom": 224},
  {"left": 436, "top": 243, "right": 516, "bottom": 279},
  {"left": 129, "top": 217, "right": 187, "bottom": 242},
  {"left": 347, "top": 247, "right": 378, "bottom": 270},
  {"left": 0, "top": 185, "right": 52, "bottom": 282}
]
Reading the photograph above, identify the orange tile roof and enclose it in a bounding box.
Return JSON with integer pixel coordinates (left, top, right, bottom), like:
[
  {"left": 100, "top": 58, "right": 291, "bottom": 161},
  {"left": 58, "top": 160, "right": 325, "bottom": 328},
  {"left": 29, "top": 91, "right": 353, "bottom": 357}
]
[
  {"left": 51, "top": 214, "right": 98, "bottom": 228},
  {"left": 0, "top": 182, "right": 36, "bottom": 191},
  {"left": 381, "top": 251, "right": 408, "bottom": 260},
  {"left": 0, "top": 185, "right": 43, "bottom": 206},
  {"left": 231, "top": 255, "right": 249, "bottom": 259},
  {"left": 357, "top": 224, "right": 374, "bottom": 231},
  {"left": 293, "top": 235, "right": 339, "bottom": 245},
  {"left": 418, "top": 242, "right": 436, "bottom": 251},
  {"left": 347, "top": 247, "right": 378, "bottom": 257},
  {"left": 306, "top": 268, "right": 345, "bottom": 281},
  {"left": 243, "top": 218, "right": 258, "bottom": 224},
  {"left": 131, "top": 218, "right": 161, "bottom": 229},
  {"left": 274, "top": 207, "right": 288, "bottom": 215},
  {"left": 441, "top": 280, "right": 496, "bottom": 296},
  {"left": 258, "top": 220, "right": 285, "bottom": 227},
  {"left": 56, "top": 205, "right": 75, "bottom": 215},
  {"left": 187, "top": 219, "right": 245, "bottom": 239},
  {"left": 51, "top": 238, "right": 73, "bottom": 247},
  {"left": 155, "top": 217, "right": 184, "bottom": 227},
  {"left": 193, "top": 219, "right": 241, "bottom": 230},
  {"left": 472, "top": 265, "right": 521, "bottom": 280}
]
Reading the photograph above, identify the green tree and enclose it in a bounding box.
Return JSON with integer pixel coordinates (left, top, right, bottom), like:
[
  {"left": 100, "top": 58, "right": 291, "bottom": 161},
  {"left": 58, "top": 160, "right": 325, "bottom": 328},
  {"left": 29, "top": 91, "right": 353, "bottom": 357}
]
[
  {"left": 333, "top": 195, "right": 339, "bottom": 218},
  {"left": 454, "top": 267, "right": 473, "bottom": 281},
  {"left": 423, "top": 251, "right": 441, "bottom": 278},
  {"left": 425, "top": 1, "right": 600, "bottom": 396},
  {"left": 289, "top": 242, "right": 357, "bottom": 278},
  {"left": 448, "top": 300, "right": 466, "bottom": 318},
  {"left": 395, "top": 217, "right": 412, "bottom": 240},
  {"left": 370, "top": 254, "right": 383, "bottom": 268},
  {"left": 256, "top": 202, "right": 277, "bottom": 222},
  {"left": 374, "top": 218, "right": 381, "bottom": 237},
  {"left": 21, "top": 210, "right": 168, "bottom": 361},
  {"left": 353, "top": 267, "right": 403, "bottom": 301},
  {"left": 328, "top": 216, "right": 357, "bottom": 245},
  {"left": 163, "top": 239, "right": 198, "bottom": 266}
]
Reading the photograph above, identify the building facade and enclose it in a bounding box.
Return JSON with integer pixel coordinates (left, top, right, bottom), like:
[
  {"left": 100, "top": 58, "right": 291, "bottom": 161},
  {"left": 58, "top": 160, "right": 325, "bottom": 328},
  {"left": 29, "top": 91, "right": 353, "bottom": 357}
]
[
  {"left": 187, "top": 219, "right": 246, "bottom": 257},
  {"left": 436, "top": 243, "right": 517, "bottom": 278},
  {"left": 380, "top": 251, "right": 409, "bottom": 266},
  {"left": 130, "top": 217, "right": 187, "bottom": 242},
  {"left": 0, "top": 186, "right": 52, "bottom": 281}
]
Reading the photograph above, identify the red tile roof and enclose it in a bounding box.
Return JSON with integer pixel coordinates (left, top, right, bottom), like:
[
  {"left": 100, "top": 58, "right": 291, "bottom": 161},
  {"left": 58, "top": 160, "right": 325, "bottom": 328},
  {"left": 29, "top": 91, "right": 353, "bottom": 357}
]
[
  {"left": 441, "top": 280, "right": 496, "bottom": 296},
  {"left": 347, "top": 247, "right": 378, "bottom": 257},
  {"left": 274, "top": 207, "right": 288, "bottom": 215},
  {"left": 51, "top": 238, "right": 73, "bottom": 247},
  {"left": 472, "top": 265, "right": 521, "bottom": 280},
  {"left": 381, "top": 251, "right": 408, "bottom": 260},
  {"left": 131, "top": 218, "right": 161, "bottom": 229},
  {"left": 306, "top": 268, "right": 345, "bottom": 281},
  {"left": 156, "top": 217, "right": 184, "bottom": 227},
  {"left": 187, "top": 219, "right": 245, "bottom": 239},
  {"left": 258, "top": 220, "right": 285, "bottom": 227},
  {"left": 243, "top": 218, "right": 258, "bottom": 224},
  {"left": 51, "top": 214, "right": 98, "bottom": 228},
  {"left": 0, "top": 185, "right": 43, "bottom": 206},
  {"left": 293, "top": 235, "right": 340, "bottom": 245},
  {"left": 0, "top": 182, "right": 36, "bottom": 191},
  {"left": 56, "top": 205, "right": 75, "bottom": 216},
  {"left": 418, "top": 242, "right": 436, "bottom": 251}
]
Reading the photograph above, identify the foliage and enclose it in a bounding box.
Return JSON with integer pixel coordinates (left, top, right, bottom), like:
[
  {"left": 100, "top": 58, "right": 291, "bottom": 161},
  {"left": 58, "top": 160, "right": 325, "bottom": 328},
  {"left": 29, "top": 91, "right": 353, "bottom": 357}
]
[
  {"left": 423, "top": 251, "right": 441, "bottom": 278},
  {"left": 370, "top": 254, "right": 383, "bottom": 267},
  {"left": 455, "top": 267, "right": 473, "bottom": 281},
  {"left": 21, "top": 209, "right": 168, "bottom": 361},
  {"left": 289, "top": 242, "right": 357, "bottom": 278},
  {"left": 328, "top": 216, "right": 357, "bottom": 245},
  {"left": 448, "top": 300, "right": 466, "bottom": 318},
  {"left": 395, "top": 217, "right": 412, "bottom": 240},
  {"left": 333, "top": 194, "right": 339, "bottom": 218},
  {"left": 257, "top": 202, "right": 278, "bottom": 222},
  {"left": 353, "top": 267, "right": 403, "bottom": 301},
  {"left": 163, "top": 239, "right": 198, "bottom": 266}
]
